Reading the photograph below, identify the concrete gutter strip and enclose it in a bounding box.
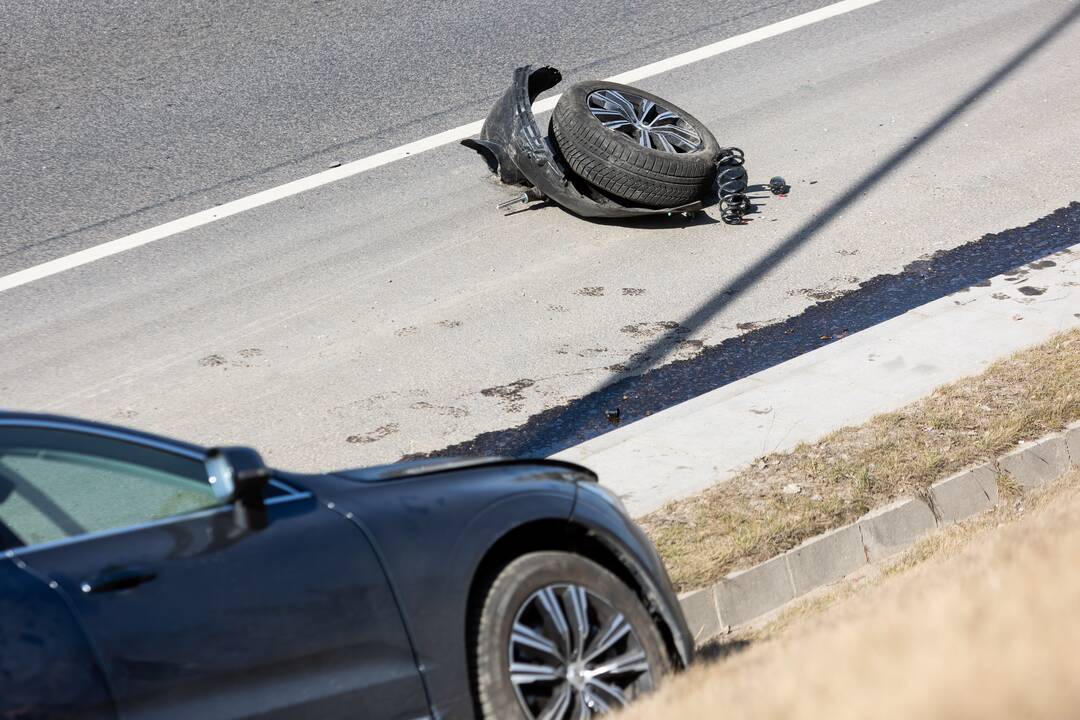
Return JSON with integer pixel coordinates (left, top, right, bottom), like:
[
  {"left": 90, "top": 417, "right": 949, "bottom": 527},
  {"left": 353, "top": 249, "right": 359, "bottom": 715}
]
[
  {"left": 677, "top": 422, "right": 1080, "bottom": 639},
  {"left": 554, "top": 244, "right": 1080, "bottom": 518}
]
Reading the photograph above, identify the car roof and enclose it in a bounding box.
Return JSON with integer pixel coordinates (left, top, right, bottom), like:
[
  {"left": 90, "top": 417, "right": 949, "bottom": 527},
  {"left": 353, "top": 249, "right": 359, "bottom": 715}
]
[{"left": 0, "top": 411, "right": 207, "bottom": 459}]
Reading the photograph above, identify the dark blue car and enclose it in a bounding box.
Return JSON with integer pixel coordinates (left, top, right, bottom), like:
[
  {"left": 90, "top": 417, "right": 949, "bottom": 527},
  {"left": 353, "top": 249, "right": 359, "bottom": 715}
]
[{"left": 0, "top": 412, "right": 690, "bottom": 719}]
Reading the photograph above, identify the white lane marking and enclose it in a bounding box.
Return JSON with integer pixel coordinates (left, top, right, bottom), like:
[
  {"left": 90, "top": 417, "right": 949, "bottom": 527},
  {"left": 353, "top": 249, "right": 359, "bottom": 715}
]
[{"left": 0, "top": 0, "right": 887, "bottom": 294}]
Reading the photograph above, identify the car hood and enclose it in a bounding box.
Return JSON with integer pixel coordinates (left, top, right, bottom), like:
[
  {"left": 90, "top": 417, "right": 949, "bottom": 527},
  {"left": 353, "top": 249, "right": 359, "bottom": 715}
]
[{"left": 333, "top": 456, "right": 597, "bottom": 483}]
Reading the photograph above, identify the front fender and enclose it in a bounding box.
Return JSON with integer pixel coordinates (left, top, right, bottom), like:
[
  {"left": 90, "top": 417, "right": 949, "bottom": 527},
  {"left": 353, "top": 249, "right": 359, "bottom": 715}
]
[
  {"left": 321, "top": 466, "right": 579, "bottom": 718},
  {"left": 570, "top": 482, "right": 694, "bottom": 669}
]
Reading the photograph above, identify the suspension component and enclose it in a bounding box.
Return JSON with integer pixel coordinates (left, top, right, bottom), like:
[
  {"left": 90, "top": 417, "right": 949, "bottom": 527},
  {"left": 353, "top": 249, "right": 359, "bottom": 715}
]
[
  {"left": 720, "top": 193, "right": 752, "bottom": 224},
  {"left": 496, "top": 187, "right": 545, "bottom": 211},
  {"left": 714, "top": 146, "right": 750, "bottom": 224}
]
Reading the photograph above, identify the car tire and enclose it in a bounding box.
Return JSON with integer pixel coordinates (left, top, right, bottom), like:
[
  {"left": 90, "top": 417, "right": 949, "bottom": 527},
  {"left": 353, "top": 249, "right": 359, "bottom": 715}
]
[
  {"left": 551, "top": 81, "right": 720, "bottom": 208},
  {"left": 474, "top": 551, "right": 671, "bottom": 719}
]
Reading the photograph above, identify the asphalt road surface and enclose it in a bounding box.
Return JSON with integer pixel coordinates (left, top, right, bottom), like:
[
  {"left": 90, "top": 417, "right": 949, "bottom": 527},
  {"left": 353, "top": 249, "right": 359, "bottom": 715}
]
[{"left": 2, "top": 0, "right": 1079, "bottom": 471}]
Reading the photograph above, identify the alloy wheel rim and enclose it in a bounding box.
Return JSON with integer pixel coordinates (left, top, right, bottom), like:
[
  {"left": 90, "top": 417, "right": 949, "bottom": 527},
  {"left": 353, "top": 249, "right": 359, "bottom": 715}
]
[
  {"left": 508, "top": 583, "right": 653, "bottom": 718},
  {"left": 586, "top": 89, "right": 702, "bottom": 153}
]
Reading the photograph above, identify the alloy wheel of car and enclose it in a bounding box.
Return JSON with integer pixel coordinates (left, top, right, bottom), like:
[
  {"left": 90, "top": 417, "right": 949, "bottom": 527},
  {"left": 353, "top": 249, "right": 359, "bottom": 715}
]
[
  {"left": 474, "top": 551, "right": 671, "bottom": 719},
  {"left": 551, "top": 80, "right": 720, "bottom": 208},
  {"left": 509, "top": 583, "right": 652, "bottom": 717},
  {"left": 586, "top": 89, "right": 702, "bottom": 153}
]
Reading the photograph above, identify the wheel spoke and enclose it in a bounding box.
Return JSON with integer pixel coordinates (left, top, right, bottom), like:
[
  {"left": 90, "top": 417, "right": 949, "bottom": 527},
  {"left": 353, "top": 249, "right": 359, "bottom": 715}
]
[
  {"left": 606, "top": 90, "right": 640, "bottom": 122},
  {"left": 583, "top": 613, "right": 630, "bottom": 663},
  {"left": 652, "top": 131, "right": 676, "bottom": 153},
  {"left": 651, "top": 127, "right": 700, "bottom": 151},
  {"left": 582, "top": 687, "right": 615, "bottom": 714},
  {"left": 601, "top": 120, "right": 632, "bottom": 130},
  {"left": 510, "top": 661, "right": 563, "bottom": 685},
  {"left": 585, "top": 678, "right": 629, "bottom": 708},
  {"left": 574, "top": 693, "right": 591, "bottom": 720},
  {"left": 651, "top": 122, "right": 700, "bottom": 140},
  {"left": 639, "top": 131, "right": 653, "bottom": 149},
  {"left": 639, "top": 98, "right": 655, "bottom": 121},
  {"left": 585, "top": 648, "right": 649, "bottom": 680},
  {"left": 538, "top": 682, "right": 574, "bottom": 720},
  {"left": 537, "top": 587, "right": 573, "bottom": 656},
  {"left": 589, "top": 97, "right": 632, "bottom": 123},
  {"left": 566, "top": 585, "right": 590, "bottom": 660},
  {"left": 513, "top": 622, "right": 564, "bottom": 660}
]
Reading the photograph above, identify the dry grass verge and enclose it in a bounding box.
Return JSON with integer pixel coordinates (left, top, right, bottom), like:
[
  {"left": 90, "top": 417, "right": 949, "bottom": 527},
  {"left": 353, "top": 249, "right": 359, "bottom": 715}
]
[
  {"left": 622, "top": 467, "right": 1080, "bottom": 720},
  {"left": 642, "top": 328, "right": 1080, "bottom": 592}
]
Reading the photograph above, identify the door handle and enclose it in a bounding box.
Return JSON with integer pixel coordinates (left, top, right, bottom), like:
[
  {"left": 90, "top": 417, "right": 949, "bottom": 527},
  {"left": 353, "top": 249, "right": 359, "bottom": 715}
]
[{"left": 80, "top": 567, "right": 158, "bottom": 594}]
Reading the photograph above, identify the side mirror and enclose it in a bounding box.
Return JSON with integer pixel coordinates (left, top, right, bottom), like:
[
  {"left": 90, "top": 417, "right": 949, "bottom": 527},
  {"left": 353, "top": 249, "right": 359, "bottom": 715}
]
[{"left": 205, "top": 447, "right": 271, "bottom": 530}]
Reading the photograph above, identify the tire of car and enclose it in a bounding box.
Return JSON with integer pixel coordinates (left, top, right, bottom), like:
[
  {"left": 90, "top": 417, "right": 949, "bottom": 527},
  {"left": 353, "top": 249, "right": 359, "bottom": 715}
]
[
  {"left": 551, "top": 81, "right": 720, "bottom": 208},
  {"left": 474, "top": 551, "right": 671, "bottom": 719}
]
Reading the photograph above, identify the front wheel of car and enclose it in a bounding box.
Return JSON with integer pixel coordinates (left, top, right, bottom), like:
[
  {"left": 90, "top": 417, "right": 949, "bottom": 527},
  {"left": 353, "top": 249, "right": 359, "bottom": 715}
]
[{"left": 474, "top": 551, "right": 671, "bottom": 719}]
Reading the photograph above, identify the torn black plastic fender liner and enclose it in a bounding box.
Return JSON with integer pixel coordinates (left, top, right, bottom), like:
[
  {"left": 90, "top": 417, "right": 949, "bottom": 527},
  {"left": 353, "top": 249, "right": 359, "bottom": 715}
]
[{"left": 462, "top": 65, "right": 704, "bottom": 219}]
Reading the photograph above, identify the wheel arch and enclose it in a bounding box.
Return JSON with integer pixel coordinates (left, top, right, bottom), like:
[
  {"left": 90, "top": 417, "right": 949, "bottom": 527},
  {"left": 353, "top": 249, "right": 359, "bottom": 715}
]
[{"left": 464, "top": 518, "right": 687, "bottom": 712}]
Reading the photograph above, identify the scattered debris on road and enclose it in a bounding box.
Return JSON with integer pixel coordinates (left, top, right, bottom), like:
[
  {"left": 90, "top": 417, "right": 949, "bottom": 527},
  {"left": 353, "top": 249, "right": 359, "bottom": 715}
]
[{"left": 463, "top": 65, "right": 759, "bottom": 224}]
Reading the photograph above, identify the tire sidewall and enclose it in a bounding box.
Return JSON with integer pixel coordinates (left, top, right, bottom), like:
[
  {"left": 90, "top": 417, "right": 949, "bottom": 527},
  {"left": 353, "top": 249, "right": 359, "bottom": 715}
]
[{"left": 475, "top": 551, "right": 671, "bottom": 719}]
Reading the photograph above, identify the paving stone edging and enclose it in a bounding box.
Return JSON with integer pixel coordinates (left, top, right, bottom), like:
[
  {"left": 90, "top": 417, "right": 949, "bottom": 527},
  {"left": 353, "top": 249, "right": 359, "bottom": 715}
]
[{"left": 677, "top": 420, "right": 1080, "bottom": 642}]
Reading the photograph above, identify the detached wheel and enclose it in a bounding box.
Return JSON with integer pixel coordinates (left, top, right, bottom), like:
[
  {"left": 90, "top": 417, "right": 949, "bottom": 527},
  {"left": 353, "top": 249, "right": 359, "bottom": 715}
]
[
  {"left": 474, "top": 551, "right": 671, "bottom": 719},
  {"left": 552, "top": 81, "right": 719, "bottom": 208}
]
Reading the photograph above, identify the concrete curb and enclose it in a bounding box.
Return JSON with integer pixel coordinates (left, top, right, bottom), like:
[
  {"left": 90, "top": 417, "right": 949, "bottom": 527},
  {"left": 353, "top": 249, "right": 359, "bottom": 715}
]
[
  {"left": 678, "top": 421, "right": 1080, "bottom": 639},
  {"left": 558, "top": 246, "right": 1080, "bottom": 519}
]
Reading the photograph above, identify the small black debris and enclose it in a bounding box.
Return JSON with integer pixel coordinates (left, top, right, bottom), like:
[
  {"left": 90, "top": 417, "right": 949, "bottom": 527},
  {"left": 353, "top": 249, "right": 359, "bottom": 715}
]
[
  {"left": 604, "top": 408, "right": 621, "bottom": 425},
  {"left": 769, "top": 176, "right": 790, "bottom": 195}
]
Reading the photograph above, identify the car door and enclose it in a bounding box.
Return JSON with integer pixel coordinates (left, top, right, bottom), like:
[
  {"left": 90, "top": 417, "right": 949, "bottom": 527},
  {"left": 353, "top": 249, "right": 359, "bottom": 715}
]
[
  {"left": 0, "top": 422, "right": 431, "bottom": 720},
  {"left": 0, "top": 555, "right": 116, "bottom": 719}
]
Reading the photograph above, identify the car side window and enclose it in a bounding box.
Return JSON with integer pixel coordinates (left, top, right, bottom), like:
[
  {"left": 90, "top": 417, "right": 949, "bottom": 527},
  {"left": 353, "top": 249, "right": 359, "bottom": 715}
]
[{"left": 0, "top": 427, "right": 217, "bottom": 551}]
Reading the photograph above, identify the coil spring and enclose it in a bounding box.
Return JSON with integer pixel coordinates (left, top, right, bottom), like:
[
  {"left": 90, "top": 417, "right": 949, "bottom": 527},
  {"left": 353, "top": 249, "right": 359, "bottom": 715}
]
[{"left": 715, "top": 147, "right": 750, "bottom": 224}]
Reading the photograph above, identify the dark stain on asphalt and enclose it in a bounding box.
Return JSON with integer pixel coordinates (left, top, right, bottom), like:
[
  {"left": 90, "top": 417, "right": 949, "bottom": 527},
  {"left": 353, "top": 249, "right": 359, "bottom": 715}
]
[
  {"left": 621, "top": 321, "right": 683, "bottom": 338},
  {"left": 1018, "top": 286, "right": 1047, "bottom": 296},
  {"left": 1028, "top": 260, "right": 1057, "bottom": 269},
  {"left": 621, "top": 288, "right": 647, "bottom": 296},
  {"left": 409, "top": 201, "right": 1080, "bottom": 460},
  {"left": 481, "top": 379, "right": 535, "bottom": 413},
  {"left": 676, "top": 339, "right": 705, "bottom": 357},
  {"left": 199, "top": 353, "right": 227, "bottom": 367},
  {"left": 992, "top": 292, "right": 1010, "bottom": 300},
  {"left": 606, "top": 352, "right": 652, "bottom": 374},
  {"left": 796, "top": 287, "right": 845, "bottom": 302},
  {"left": 575, "top": 287, "right": 605, "bottom": 297},
  {"left": 411, "top": 401, "right": 469, "bottom": 418},
  {"left": 347, "top": 424, "right": 399, "bottom": 444}
]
